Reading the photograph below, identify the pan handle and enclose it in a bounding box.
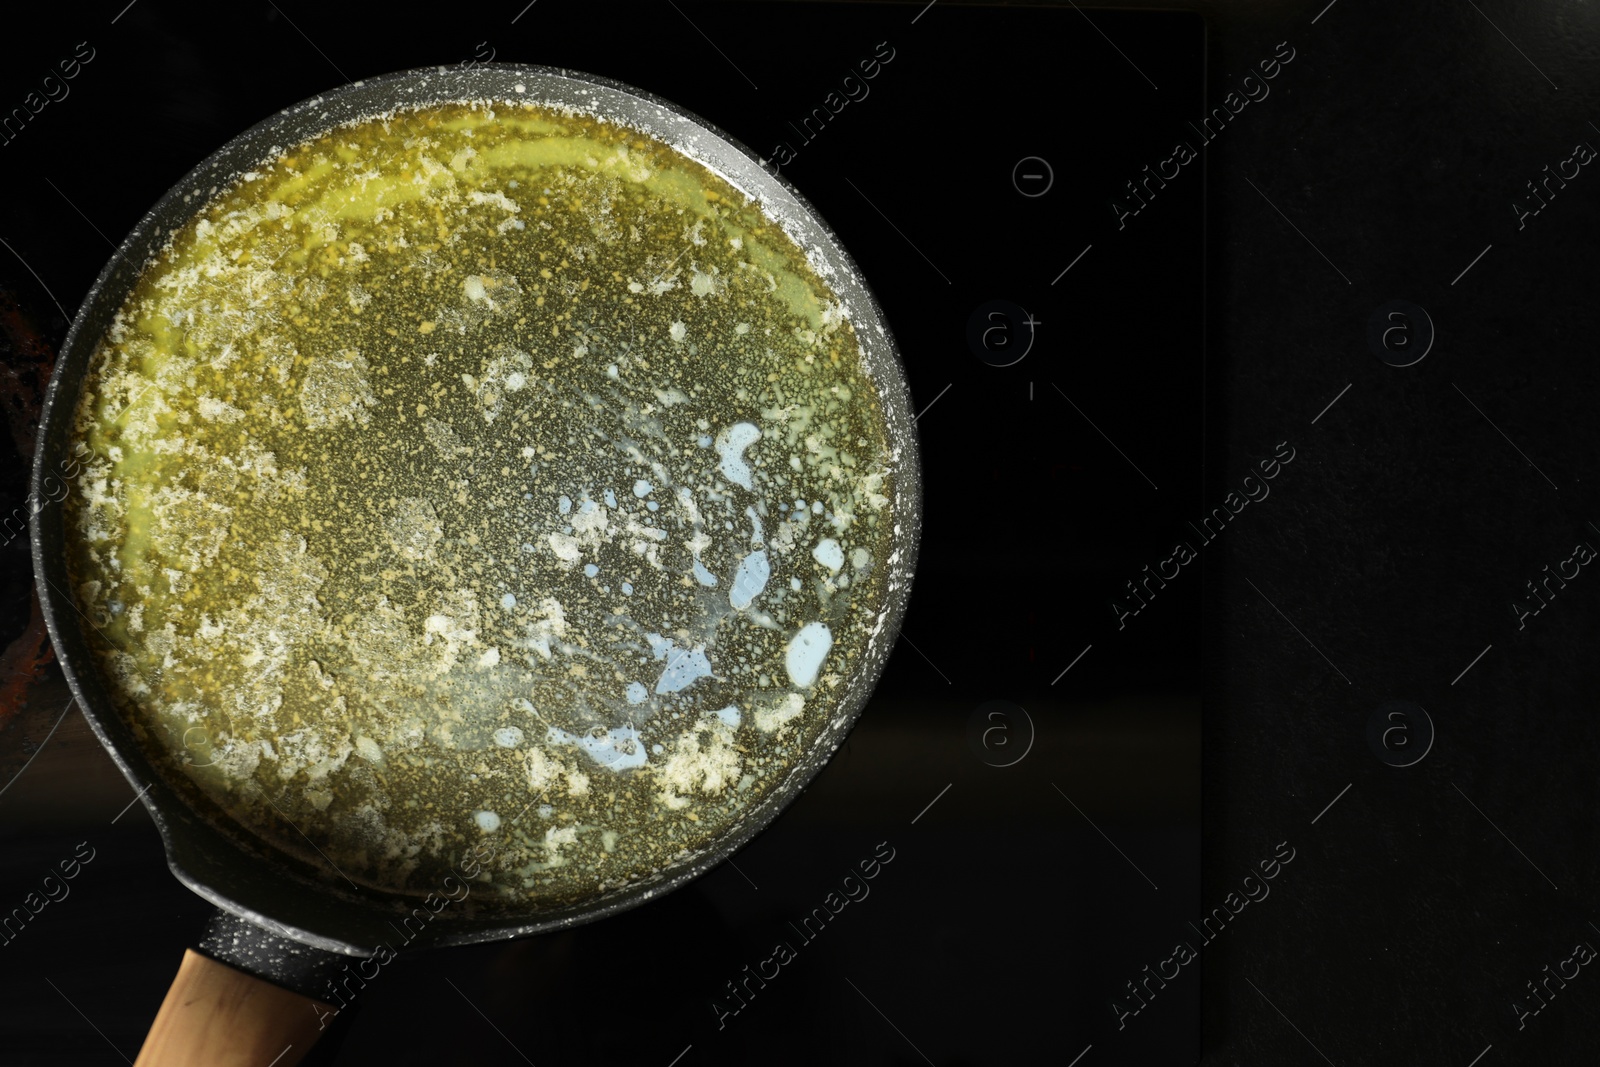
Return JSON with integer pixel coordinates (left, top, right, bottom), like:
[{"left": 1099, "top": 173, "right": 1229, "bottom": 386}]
[{"left": 133, "top": 949, "right": 334, "bottom": 1066}]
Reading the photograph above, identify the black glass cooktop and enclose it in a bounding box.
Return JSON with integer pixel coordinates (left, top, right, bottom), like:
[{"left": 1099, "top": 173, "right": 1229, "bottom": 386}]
[{"left": 10, "top": 1, "right": 1600, "bottom": 1064}]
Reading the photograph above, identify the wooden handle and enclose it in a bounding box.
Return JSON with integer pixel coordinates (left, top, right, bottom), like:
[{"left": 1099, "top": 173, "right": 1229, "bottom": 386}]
[{"left": 134, "top": 949, "right": 336, "bottom": 1067}]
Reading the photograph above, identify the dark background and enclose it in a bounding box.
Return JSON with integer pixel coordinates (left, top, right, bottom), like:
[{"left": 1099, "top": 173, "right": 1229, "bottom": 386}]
[{"left": 0, "top": 0, "right": 1596, "bottom": 1065}]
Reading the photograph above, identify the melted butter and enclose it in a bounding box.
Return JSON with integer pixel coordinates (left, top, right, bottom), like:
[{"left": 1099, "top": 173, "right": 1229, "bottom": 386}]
[{"left": 65, "top": 100, "right": 895, "bottom": 907}]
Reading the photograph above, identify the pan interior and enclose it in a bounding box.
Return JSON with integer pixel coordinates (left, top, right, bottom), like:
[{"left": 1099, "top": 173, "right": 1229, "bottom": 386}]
[{"left": 62, "top": 97, "right": 899, "bottom": 908}]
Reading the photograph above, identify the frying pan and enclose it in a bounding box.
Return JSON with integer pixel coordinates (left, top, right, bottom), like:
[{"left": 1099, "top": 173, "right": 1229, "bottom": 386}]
[{"left": 30, "top": 63, "right": 920, "bottom": 1065}]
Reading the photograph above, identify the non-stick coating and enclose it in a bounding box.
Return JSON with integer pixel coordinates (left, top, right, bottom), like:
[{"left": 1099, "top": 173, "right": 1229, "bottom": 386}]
[{"left": 30, "top": 63, "right": 921, "bottom": 956}]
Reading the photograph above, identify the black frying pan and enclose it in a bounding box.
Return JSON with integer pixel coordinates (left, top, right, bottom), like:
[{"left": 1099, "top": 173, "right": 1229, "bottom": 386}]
[{"left": 30, "top": 63, "right": 920, "bottom": 1065}]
